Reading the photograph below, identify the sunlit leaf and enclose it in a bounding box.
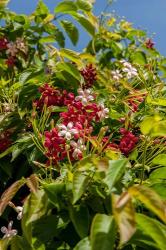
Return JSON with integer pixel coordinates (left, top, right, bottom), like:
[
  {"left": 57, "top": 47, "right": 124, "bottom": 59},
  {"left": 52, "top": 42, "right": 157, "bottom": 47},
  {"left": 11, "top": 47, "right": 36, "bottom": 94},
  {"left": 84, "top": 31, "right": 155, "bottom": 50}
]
[
  {"left": 90, "top": 214, "right": 116, "bottom": 250},
  {"left": 74, "top": 237, "right": 91, "bottom": 250},
  {"left": 128, "top": 185, "right": 166, "bottom": 223},
  {"left": 136, "top": 213, "right": 166, "bottom": 250},
  {"left": 60, "top": 20, "right": 79, "bottom": 46},
  {"left": 76, "top": 0, "right": 92, "bottom": 11},
  {"left": 152, "top": 154, "right": 166, "bottom": 167},
  {"left": 54, "top": 1, "right": 77, "bottom": 14}
]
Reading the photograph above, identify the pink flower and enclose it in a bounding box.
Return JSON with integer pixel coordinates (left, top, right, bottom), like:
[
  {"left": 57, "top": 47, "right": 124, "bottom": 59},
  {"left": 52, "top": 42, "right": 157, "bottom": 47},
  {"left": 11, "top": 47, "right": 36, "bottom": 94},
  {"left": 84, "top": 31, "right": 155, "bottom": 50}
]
[
  {"left": 5, "top": 56, "right": 16, "bottom": 67},
  {"left": 1, "top": 221, "right": 17, "bottom": 238},
  {"left": 75, "top": 88, "right": 94, "bottom": 105},
  {"left": 70, "top": 139, "right": 86, "bottom": 159},
  {"left": 58, "top": 122, "right": 79, "bottom": 140},
  {"left": 6, "top": 42, "right": 18, "bottom": 57},
  {"left": 97, "top": 103, "right": 109, "bottom": 121}
]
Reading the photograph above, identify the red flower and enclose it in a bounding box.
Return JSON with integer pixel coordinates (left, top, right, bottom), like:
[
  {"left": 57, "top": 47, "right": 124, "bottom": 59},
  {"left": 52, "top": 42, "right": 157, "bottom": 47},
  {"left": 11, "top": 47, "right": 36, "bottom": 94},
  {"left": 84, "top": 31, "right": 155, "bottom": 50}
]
[
  {"left": 145, "top": 39, "right": 155, "bottom": 49},
  {"left": 119, "top": 128, "right": 138, "bottom": 156},
  {"left": 0, "top": 37, "right": 8, "bottom": 50},
  {"left": 0, "top": 131, "right": 12, "bottom": 153},
  {"left": 81, "top": 64, "right": 97, "bottom": 88},
  {"left": 5, "top": 57, "right": 15, "bottom": 67}
]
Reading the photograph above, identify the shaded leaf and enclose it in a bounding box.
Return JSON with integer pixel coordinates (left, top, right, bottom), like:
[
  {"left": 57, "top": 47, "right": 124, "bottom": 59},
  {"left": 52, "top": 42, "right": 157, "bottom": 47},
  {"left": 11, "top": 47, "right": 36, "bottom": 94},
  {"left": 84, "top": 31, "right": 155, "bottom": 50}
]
[
  {"left": 74, "top": 237, "right": 91, "bottom": 250},
  {"left": 72, "top": 172, "right": 88, "bottom": 204},
  {"left": 56, "top": 62, "right": 82, "bottom": 81},
  {"left": 69, "top": 205, "right": 89, "bottom": 238}
]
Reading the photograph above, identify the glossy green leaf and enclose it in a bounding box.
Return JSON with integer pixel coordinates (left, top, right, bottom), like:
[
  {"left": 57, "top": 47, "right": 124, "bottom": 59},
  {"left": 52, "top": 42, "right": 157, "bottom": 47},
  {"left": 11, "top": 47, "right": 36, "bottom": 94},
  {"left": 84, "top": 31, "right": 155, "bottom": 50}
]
[
  {"left": 152, "top": 154, "right": 166, "bottom": 167},
  {"left": 60, "top": 20, "right": 79, "bottom": 45},
  {"left": 136, "top": 213, "right": 166, "bottom": 250},
  {"left": 39, "top": 36, "right": 56, "bottom": 44},
  {"left": 140, "top": 116, "right": 166, "bottom": 137},
  {"left": 54, "top": 1, "right": 77, "bottom": 13},
  {"left": 131, "top": 51, "right": 147, "bottom": 65},
  {"left": 104, "top": 159, "right": 128, "bottom": 191},
  {"left": 90, "top": 214, "right": 116, "bottom": 250}
]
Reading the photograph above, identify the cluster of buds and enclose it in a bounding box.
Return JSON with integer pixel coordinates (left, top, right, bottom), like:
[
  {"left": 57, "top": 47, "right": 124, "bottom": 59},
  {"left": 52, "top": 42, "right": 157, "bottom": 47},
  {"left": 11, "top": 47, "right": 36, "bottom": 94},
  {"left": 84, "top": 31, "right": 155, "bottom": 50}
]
[
  {"left": 35, "top": 83, "right": 75, "bottom": 108},
  {"left": 80, "top": 64, "right": 97, "bottom": 88},
  {"left": 43, "top": 87, "right": 109, "bottom": 163},
  {"left": 119, "top": 128, "right": 138, "bottom": 156},
  {"left": 0, "top": 131, "right": 12, "bottom": 153},
  {"left": 0, "top": 36, "right": 28, "bottom": 68}
]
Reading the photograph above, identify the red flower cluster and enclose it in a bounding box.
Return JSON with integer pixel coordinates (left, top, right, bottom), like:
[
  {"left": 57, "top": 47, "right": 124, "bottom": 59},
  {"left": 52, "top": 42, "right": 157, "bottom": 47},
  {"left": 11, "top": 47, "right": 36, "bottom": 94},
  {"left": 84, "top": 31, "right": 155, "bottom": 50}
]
[
  {"left": 0, "top": 131, "right": 12, "bottom": 153},
  {"left": 119, "top": 128, "right": 138, "bottom": 156},
  {"left": 0, "top": 37, "right": 8, "bottom": 50},
  {"left": 6, "top": 57, "right": 16, "bottom": 68},
  {"left": 81, "top": 64, "right": 97, "bottom": 88},
  {"left": 36, "top": 84, "right": 75, "bottom": 108},
  {"left": 128, "top": 93, "right": 146, "bottom": 112},
  {"left": 43, "top": 86, "right": 109, "bottom": 163}
]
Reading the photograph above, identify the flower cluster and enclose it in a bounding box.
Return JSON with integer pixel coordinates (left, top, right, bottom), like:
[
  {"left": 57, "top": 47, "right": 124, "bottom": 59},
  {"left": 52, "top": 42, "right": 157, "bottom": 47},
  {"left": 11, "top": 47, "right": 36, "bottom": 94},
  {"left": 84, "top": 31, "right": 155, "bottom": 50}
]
[
  {"left": 35, "top": 83, "right": 75, "bottom": 108},
  {"left": 0, "top": 36, "right": 28, "bottom": 68},
  {"left": 145, "top": 38, "right": 155, "bottom": 49},
  {"left": 127, "top": 92, "right": 146, "bottom": 112},
  {"left": 119, "top": 128, "right": 138, "bottom": 156},
  {"left": 80, "top": 64, "right": 97, "bottom": 88},
  {"left": 1, "top": 221, "right": 17, "bottom": 239},
  {"left": 0, "top": 131, "right": 12, "bottom": 153},
  {"left": 43, "top": 86, "right": 109, "bottom": 163},
  {"left": 121, "top": 60, "right": 138, "bottom": 79}
]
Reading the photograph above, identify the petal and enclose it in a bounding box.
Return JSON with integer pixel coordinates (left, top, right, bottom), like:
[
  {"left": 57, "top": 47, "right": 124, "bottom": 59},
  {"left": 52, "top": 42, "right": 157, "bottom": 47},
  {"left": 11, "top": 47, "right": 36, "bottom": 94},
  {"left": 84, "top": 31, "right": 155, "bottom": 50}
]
[
  {"left": 67, "top": 122, "right": 73, "bottom": 129},
  {"left": 1, "top": 226, "right": 7, "bottom": 234},
  {"left": 8, "top": 221, "right": 13, "bottom": 230},
  {"left": 66, "top": 132, "right": 72, "bottom": 140},
  {"left": 58, "top": 131, "right": 66, "bottom": 137}
]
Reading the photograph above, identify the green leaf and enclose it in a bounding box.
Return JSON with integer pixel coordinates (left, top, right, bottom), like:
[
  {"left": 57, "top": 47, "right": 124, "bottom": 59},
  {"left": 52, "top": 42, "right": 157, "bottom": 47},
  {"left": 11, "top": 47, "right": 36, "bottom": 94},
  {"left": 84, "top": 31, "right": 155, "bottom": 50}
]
[
  {"left": 147, "top": 95, "right": 166, "bottom": 106},
  {"left": 39, "top": 36, "right": 56, "bottom": 44},
  {"left": 22, "top": 190, "right": 48, "bottom": 245},
  {"left": 90, "top": 214, "right": 116, "bottom": 250},
  {"left": 128, "top": 185, "right": 166, "bottom": 223},
  {"left": 60, "top": 48, "right": 82, "bottom": 64},
  {"left": 136, "top": 213, "right": 166, "bottom": 250},
  {"left": 72, "top": 172, "right": 88, "bottom": 204},
  {"left": 149, "top": 182, "right": 166, "bottom": 200},
  {"left": 76, "top": 0, "right": 92, "bottom": 11},
  {"left": 56, "top": 62, "right": 81, "bottom": 81},
  {"left": 43, "top": 182, "right": 66, "bottom": 210},
  {"left": 131, "top": 51, "right": 147, "bottom": 65},
  {"left": 72, "top": 13, "right": 95, "bottom": 36},
  {"left": 69, "top": 205, "right": 89, "bottom": 238},
  {"left": 74, "top": 237, "right": 91, "bottom": 250},
  {"left": 60, "top": 20, "right": 79, "bottom": 46},
  {"left": 104, "top": 159, "right": 128, "bottom": 191},
  {"left": 54, "top": 1, "right": 77, "bottom": 14},
  {"left": 35, "top": 0, "right": 49, "bottom": 16},
  {"left": 0, "top": 0, "right": 10, "bottom": 8},
  {"left": 140, "top": 116, "right": 166, "bottom": 137},
  {"left": 152, "top": 154, "right": 166, "bottom": 167}
]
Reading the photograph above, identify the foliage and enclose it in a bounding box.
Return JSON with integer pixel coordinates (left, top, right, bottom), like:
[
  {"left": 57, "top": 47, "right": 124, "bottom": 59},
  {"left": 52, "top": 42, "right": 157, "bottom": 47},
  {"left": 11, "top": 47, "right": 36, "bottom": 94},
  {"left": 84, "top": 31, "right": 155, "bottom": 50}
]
[{"left": 0, "top": 0, "right": 166, "bottom": 249}]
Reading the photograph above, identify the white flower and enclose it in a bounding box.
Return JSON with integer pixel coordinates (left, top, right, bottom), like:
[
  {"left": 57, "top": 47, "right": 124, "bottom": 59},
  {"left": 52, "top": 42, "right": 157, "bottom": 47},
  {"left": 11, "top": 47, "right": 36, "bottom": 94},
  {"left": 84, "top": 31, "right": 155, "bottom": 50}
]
[
  {"left": 1, "top": 221, "right": 17, "bottom": 239},
  {"left": 70, "top": 139, "right": 86, "bottom": 159},
  {"left": 16, "top": 37, "right": 28, "bottom": 54},
  {"left": 111, "top": 70, "right": 122, "bottom": 81},
  {"left": 6, "top": 42, "right": 18, "bottom": 57},
  {"left": 16, "top": 206, "right": 23, "bottom": 220},
  {"left": 75, "top": 88, "right": 94, "bottom": 105},
  {"left": 121, "top": 60, "right": 138, "bottom": 79},
  {"left": 97, "top": 103, "right": 109, "bottom": 121},
  {"left": 58, "top": 122, "right": 78, "bottom": 140},
  {"left": 123, "top": 66, "right": 138, "bottom": 79}
]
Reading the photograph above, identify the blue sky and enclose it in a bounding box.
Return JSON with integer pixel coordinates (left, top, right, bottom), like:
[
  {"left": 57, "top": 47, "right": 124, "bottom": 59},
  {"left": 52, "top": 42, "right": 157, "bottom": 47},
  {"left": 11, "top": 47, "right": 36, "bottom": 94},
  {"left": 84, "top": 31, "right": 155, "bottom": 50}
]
[{"left": 8, "top": 0, "right": 166, "bottom": 55}]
